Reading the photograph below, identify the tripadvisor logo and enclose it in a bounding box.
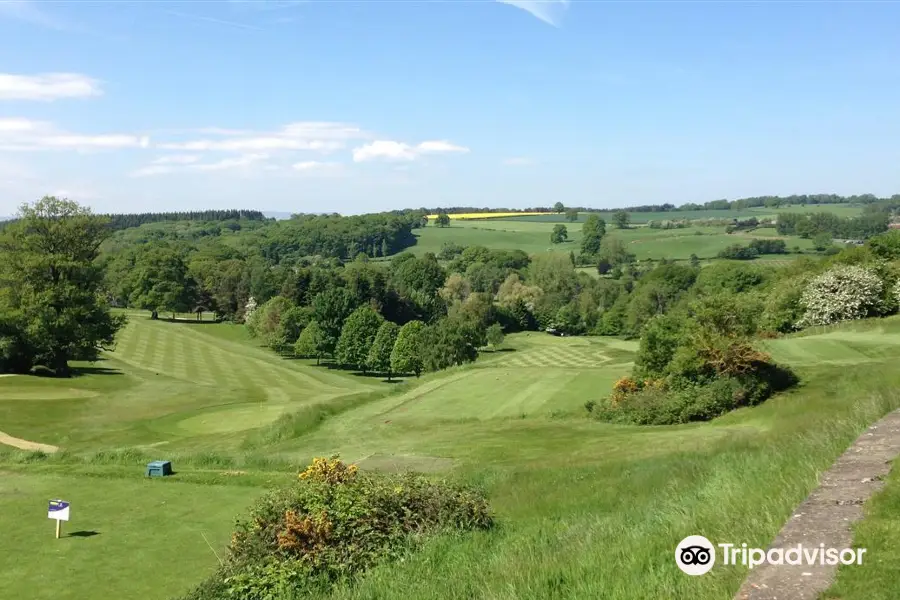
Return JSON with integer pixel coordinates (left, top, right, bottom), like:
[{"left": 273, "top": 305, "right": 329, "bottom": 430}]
[
  {"left": 675, "top": 535, "right": 867, "bottom": 575},
  {"left": 676, "top": 535, "right": 716, "bottom": 576}
]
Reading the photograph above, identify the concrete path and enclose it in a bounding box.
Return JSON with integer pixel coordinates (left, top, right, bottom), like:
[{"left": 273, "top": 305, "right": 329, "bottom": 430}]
[{"left": 734, "top": 409, "right": 900, "bottom": 599}]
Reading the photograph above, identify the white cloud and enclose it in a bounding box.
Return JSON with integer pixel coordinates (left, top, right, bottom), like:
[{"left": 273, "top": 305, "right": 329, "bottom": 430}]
[
  {"left": 130, "top": 165, "right": 174, "bottom": 177},
  {"left": 293, "top": 160, "right": 331, "bottom": 171},
  {"left": 0, "top": 1, "right": 72, "bottom": 31},
  {"left": 0, "top": 118, "right": 148, "bottom": 151},
  {"left": 191, "top": 153, "right": 268, "bottom": 171},
  {"left": 159, "top": 137, "right": 341, "bottom": 152},
  {"left": 130, "top": 153, "right": 269, "bottom": 177},
  {"left": 352, "top": 139, "right": 470, "bottom": 163},
  {"left": 159, "top": 121, "right": 368, "bottom": 153},
  {"left": 291, "top": 160, "right": 344, "bottom": 176},
  {"left": 152, "top": 154, "right": 201, "bottom": 165},
  {"left": 0, "top": 73, "right": 102, "bottom": 101},
  {"left": 353, "top": 141, "right": 417, "bottom": 162},
  {"left": 417, "top": 140, "right": 469, "bottom": 154},
  {"left": 0, "top": 117, "right": 38, "bottom": 133},
  {"left": 497, "top": 0, "right": 570, "bottom": 27}
]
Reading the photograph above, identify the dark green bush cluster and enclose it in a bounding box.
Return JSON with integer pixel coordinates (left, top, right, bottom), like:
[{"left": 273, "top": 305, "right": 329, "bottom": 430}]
[
  {"left": 590, "top": 305, "right": 798, "bottom": 425},
  {"left": 717, "top": 239, "right": 787, "bottom": 260},
  {"left": 179, "top": 458, "right": 493, "bottom": 600}
]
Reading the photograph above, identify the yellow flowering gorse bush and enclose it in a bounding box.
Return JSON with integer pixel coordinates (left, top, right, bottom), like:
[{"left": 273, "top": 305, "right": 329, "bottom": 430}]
[{"left": 298, "top": 456, "right": 359, "bottom": 484}]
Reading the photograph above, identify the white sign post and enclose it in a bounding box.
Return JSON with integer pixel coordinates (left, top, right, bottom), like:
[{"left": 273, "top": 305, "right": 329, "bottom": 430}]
[{"left": 48, "top": 500, "right": 70, "bottom": 539}]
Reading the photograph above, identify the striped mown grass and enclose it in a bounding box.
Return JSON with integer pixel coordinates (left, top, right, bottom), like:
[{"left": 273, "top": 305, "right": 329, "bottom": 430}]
[{"left": 2, "top": 316, "right": 900, "bottom": 600}]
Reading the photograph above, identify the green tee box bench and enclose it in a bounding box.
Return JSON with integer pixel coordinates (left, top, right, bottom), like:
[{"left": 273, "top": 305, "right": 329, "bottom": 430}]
[{"left": 146, "top": 460, "right": 173, "bottom": 477}]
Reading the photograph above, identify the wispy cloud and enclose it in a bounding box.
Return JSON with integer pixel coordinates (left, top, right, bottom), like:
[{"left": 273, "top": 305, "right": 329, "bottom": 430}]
[
  {"left": 158, "top": 121, "right": 368, "bottom": 152},
  {"left": 0, "top": 73, "right": 102, "bottom": 101},
  {"left": 151, "top": 154, "right": 201, "bottom": 165},
  {"left": 0, "top": 0, "right": 72, "bottom": 31},
  {"left": 228, "top": 0, "right": 307, "bottom": 12},
  {"left": 497, "top": 0, "right": 570, "bottom": 27},
  {"left": 192, "top": 153, "right": 268, "bottom": 171},
  {"left": 164, "top": 9, "right": 263, "bottom": 32},
  {"left": 352, "top": 140, "right": 469, "bottom": 162},
  {"left": 503, "top": 157, "right": 536, "bottom": 166},
  {"left": 0, "top": 118, "right": 149, "bottom": 151},
  {"left": 130, "top": 153, "right": 269, "bottom": 177},
  {"left": 292, "top": 160, "right": 344, "bottom": 176}
]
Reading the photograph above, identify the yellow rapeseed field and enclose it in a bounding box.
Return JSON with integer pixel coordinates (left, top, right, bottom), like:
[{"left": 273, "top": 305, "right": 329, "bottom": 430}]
[{"left": 425, "top": 212, "right": 552, "bottom": 220}]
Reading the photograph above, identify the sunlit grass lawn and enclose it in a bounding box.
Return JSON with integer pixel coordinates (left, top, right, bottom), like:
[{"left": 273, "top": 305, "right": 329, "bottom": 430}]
[
  {"left": 825, "top": 463, "right": 900, "bottom": 600},
  {"left": 1, "top": 316, "right": 899, "bottom": 599}
]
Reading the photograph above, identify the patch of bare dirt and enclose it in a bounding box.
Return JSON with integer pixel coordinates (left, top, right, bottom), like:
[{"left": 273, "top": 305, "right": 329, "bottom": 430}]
[{"left": 0, "top": 431, "right": 59, "bottom": 453}]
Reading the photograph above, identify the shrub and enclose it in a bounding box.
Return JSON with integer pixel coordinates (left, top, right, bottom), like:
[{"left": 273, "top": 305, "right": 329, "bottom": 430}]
[
  {"left": 183, "top": 457, "right": 493, "bottom": 600},
  {"left": 760, "top": 276, "right": 809, "bottom": 334},
  {"left": 596, "top": 367, "right": 797, "bottom": 425},
  {"left": 748, "top": 239, "right": 787, "bottom": 255},
  {"left": 598, "top": 307, "right": 798, "bottom": 425},
  {"left": 797, "top": 265, "right": 883, "bottom": 327},
  {"left": 485, "top": 323, "right": 504, "bottom": 348},
  {"left": 717, "top": 244, "right": 759, "bottom": 260}
]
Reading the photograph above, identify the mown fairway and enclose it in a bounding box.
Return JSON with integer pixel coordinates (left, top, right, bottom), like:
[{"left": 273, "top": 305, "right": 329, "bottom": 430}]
[{"left": 1, "top": 315, "right": 899, "bottom": 600}]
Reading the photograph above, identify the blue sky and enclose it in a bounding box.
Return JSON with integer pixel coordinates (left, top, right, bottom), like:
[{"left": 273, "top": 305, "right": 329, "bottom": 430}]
[{"left": 1, "top": 0, "right": 900, "bottom": 215}]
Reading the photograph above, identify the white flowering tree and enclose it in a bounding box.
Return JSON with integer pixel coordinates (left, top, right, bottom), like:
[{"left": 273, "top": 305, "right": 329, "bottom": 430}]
[
  {"left": 797, "top": 265, "right": 883, "bottom": 328},
  {"left": 894, "top": 280, "right": 900, "bottom": 307},
  {"left": 243, "top": 297, "right": 258, "bottom": 326}
]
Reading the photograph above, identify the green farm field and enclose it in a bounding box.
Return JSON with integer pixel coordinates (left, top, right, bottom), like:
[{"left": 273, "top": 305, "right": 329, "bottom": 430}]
[
  {"left": 492, "top": 203, "right": 863, "bottom": 224},
  {"left": 412, "top": 220, "right": 817, "bottom": 260},
  {"left": 2, "top": 312, "right": 900, "bottom": 600}
]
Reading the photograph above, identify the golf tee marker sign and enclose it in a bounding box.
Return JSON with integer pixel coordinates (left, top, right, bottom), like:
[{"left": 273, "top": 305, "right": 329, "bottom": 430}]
[{"left": 48, "top": 499, "right": 70, "bottom": 539}]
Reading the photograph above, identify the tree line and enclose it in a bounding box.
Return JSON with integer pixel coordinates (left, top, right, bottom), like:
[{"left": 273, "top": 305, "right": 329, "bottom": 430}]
[
  {"left": 416, "top": 194, "right": 900, "bottom": 218},
  {"left": 775, "top": 210, "right": 890, "bottom": 240},
  {"left": 0, "top": 209, "right": 270, "bottom": 232},
  {"left": 3, "top": 195, "right": 900, "bottom": 382}
]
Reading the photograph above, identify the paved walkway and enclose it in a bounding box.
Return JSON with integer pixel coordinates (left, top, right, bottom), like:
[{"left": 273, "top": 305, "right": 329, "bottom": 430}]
[{"left": 734, "top": 409, "right": 900, "bottom": 599}]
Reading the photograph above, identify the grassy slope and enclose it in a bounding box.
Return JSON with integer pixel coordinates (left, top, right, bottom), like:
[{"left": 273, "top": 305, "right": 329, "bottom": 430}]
[
  {"left": 0, "top": 316, "right": 899, "bottom": 599},
  {"left": 825, "top": 464, "right": 900, "bottom": 600}
]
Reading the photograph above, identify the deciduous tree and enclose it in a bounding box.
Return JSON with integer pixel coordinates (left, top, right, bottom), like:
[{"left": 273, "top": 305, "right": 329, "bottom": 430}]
[
  {"left": 312, "top": 287, "right": 356, "bottom": 356},
  {"left": 580, "top": 215, "right": 606, "bottom": 258},
  {"left": 294, "top": 320, "right": 327, "bottom": 364},
  {"left": 366, "top": 321, "right": 400, "bottom": 380},
  {"left": 613, "top": 210, "right": 631, "bottom": 229},
  {"left": 390, "top": 320, "right": 426, "bottom": 377},
  {"left": 335, "top": 306, "right": 384, "bottom": 370},
  {"left": 0, "top": 197, "right": 125, "bottom": 375},
  {"left": 550, "top": 224, "right": 568, "bottom": 244}
]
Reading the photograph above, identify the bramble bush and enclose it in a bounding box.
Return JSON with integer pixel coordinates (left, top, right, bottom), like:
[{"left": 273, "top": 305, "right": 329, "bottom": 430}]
[{"left": 179, "top": 457, "right": 493, "bottom": 600}]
